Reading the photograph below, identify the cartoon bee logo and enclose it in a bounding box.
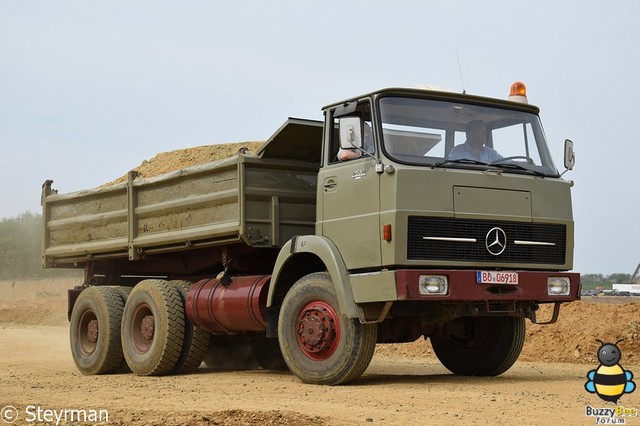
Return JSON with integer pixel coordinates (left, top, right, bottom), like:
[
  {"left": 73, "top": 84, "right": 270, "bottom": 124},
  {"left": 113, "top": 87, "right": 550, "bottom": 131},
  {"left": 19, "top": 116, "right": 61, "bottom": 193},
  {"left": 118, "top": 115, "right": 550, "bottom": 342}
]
[{"left": 585, "top": 339, "right": 636, "bottom": 403}]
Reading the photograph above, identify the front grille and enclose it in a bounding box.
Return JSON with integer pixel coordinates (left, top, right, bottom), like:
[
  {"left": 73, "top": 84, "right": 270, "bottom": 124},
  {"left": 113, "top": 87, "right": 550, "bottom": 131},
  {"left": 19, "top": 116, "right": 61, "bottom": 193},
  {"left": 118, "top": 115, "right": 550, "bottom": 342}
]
[{"left": 407, "top": 217, "right": 566, "bottom": 265}]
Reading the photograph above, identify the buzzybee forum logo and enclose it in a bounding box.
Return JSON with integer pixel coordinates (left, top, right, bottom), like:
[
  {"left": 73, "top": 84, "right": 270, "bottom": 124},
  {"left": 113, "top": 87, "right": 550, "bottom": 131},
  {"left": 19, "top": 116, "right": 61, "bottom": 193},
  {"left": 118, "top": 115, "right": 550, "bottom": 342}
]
[{"left": 584, "top": 339, "right": 636, "bottom": 403}]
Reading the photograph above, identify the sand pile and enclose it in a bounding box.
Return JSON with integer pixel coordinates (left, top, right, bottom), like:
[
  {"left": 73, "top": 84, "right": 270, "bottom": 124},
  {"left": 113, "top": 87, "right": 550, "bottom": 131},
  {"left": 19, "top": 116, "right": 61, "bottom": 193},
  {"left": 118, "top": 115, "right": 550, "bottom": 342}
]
[{"left": 101, "top": 141, "right": 264, "bottom": 187}]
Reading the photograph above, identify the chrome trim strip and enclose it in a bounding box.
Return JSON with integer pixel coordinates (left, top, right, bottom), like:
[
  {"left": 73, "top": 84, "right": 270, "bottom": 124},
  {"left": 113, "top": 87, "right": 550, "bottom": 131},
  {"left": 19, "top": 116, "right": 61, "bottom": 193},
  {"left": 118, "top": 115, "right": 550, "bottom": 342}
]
[
  {"left": 423, "top": 237, "right": 477, "bottom": 243},
  {"left": 514, "top": 240, "right": 556, "bottom": 246}
]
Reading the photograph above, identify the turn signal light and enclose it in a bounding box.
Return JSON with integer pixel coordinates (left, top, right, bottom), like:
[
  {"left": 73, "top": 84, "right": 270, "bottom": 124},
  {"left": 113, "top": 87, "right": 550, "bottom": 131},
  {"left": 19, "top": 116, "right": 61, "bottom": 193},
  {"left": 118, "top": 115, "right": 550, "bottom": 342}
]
[{"left": 383, "top": 224, "right": 392, "bottom": 241}]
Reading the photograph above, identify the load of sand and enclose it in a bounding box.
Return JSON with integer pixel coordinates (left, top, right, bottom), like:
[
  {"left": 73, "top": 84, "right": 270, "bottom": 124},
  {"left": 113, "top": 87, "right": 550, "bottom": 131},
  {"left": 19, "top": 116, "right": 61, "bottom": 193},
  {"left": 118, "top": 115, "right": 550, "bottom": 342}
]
[{"left": 101, "top": 141, "right": 264, "bottom": 187}]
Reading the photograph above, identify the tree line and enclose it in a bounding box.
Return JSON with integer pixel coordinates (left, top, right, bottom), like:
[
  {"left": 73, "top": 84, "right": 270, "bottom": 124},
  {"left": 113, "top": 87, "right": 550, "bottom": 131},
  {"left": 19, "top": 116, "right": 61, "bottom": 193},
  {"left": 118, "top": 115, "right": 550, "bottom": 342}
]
[
  {"left": 0, "top": 212, "right": 78, "bottom": 280},
  {"left": 0, "top": 212, "right": 634, "bottom": 286},
  {"left": 580, "top": 273, "right": 632, "bottom": 291}
]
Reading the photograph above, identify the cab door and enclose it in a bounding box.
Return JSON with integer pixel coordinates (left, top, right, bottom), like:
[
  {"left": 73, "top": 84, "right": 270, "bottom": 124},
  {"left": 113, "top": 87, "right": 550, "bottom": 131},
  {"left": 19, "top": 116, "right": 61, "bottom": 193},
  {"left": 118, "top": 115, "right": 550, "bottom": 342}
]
[{"left": 318, "top": 111, "right": 382, "bottom": 270}]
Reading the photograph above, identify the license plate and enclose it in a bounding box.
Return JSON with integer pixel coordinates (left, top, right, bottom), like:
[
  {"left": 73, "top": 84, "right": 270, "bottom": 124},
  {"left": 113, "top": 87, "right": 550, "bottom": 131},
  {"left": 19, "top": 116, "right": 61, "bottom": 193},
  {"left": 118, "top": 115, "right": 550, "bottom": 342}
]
[{"left": 476, "top": 270, "right": 519, "bottom": 285}]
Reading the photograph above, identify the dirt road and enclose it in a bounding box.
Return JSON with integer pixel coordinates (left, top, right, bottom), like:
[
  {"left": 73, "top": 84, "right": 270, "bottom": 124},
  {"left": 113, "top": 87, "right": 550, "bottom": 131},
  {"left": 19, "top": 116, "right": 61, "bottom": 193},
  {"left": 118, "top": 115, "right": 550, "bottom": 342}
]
[
  {"left": 1, "top": 279, "right": 639, "bottom": 425},
  {"left": 0, "top": 324, "right": 637, "bottom": 426}
]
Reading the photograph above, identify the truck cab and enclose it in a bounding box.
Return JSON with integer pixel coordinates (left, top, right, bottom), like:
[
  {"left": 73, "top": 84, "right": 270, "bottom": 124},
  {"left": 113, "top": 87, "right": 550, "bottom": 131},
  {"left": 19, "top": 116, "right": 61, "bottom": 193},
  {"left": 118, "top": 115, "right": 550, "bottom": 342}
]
[{"left": 319, "top": 87, "right": 573, "bottom": 274}]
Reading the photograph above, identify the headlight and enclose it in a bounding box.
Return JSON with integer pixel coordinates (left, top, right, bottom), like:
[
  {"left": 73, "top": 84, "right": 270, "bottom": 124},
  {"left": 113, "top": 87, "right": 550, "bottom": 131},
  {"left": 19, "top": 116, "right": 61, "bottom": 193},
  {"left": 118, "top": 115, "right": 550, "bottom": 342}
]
[
  {"left": 419, "top": 275, "right": 448, "bottom": 295},
  {"left": 548, "top": 277, "right": 570, "bottom": 295}
]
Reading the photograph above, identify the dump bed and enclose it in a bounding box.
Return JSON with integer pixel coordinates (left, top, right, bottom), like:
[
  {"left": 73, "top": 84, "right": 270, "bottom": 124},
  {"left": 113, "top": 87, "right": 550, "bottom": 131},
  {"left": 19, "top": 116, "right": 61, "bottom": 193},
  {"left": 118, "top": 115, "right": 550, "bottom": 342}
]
[{"left": 42, "top": 118, "right": 322, "bottom": 268}]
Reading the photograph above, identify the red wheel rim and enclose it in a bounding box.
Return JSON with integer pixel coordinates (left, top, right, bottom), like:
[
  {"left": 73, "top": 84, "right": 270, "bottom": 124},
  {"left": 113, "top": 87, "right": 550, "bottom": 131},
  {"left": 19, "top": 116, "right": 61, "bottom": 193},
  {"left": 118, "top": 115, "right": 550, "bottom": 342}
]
[
  {"left": 295, "top": 301, "right": 340, "bottom": 360},
  {"left": 130, "top": 303, "right": 155, "bottom": 354},
  {"left": 77, "top": 309, "right": 98, "bottom": 356}
]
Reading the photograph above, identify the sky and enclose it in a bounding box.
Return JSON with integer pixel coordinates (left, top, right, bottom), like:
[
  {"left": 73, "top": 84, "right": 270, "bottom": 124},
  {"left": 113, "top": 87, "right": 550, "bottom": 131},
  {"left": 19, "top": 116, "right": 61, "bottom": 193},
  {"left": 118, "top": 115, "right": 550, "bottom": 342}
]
[{"left": 1, "top": 1, "right": 638, "bottom": 275}]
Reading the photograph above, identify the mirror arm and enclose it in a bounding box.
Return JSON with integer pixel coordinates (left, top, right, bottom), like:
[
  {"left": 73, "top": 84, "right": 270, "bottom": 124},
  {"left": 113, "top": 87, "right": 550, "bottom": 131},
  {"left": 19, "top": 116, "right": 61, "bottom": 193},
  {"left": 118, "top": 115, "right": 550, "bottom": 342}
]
[{"left": 354, "top": 147, "right": 384, "bottom": 173}]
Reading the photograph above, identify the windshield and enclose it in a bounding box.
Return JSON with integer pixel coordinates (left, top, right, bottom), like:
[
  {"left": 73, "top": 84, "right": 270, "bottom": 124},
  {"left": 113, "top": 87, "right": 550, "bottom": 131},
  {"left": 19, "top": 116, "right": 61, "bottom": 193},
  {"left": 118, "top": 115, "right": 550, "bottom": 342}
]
[{"left": 378, "top": 96, "right": 559, "bottom": 176}]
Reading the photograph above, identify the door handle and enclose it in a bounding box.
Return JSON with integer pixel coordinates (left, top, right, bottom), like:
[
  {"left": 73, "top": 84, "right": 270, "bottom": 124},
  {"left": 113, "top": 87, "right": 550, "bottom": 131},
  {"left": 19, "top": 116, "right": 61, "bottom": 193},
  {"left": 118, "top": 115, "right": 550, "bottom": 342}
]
[{"left": 324, "top": 180, "right": 337, "bottom": 191}]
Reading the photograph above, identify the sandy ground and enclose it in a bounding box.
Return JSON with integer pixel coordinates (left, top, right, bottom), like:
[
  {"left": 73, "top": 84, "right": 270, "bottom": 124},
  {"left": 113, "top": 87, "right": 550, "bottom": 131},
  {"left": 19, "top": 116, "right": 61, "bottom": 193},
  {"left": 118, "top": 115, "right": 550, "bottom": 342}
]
[{"left": 1, "top": 278, "right": 639, "bottom": 425}]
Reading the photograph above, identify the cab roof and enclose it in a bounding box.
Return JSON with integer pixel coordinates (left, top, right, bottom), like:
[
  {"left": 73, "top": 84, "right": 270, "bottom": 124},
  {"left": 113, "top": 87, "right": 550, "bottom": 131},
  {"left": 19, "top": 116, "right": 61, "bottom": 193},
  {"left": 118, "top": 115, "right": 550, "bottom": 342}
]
[{"left": 322, "top": 87, "right": 540, "bottom": 114}]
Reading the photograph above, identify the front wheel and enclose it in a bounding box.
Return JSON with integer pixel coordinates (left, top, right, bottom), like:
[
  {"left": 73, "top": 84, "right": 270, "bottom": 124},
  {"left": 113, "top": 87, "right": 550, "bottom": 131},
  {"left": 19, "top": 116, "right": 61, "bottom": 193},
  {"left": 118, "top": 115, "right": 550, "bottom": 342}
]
[
  {"left": 278, "top": 273, "right": 376, "bottom": 385},
  {"left": 430, "top": 316, "right": 525, "bottom": 376}
]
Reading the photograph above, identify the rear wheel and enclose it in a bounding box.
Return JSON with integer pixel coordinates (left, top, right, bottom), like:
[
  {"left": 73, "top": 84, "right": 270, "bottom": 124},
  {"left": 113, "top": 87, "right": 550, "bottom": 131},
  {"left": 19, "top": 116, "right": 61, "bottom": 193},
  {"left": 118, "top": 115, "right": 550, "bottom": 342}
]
[
  {"left": 69, "top": 286, "right": 124, "bottom": 375},
  {"left": 111, "top": 286, "right": 133, "bottom": 373},
  {"left": 278, "top": 272, "right": 376, "bottom": 385},
  {"left": 112, "top": 286, "right": 132, "bottom": 304},
  {"left": 168, "top": 280, "right": 210, "bottom": 374},
  {"left": 121, "top": 279, "right": 185, "bottom": 375},
  {"left": 430, "top": 316, "right": 525, "bottom": 376}
]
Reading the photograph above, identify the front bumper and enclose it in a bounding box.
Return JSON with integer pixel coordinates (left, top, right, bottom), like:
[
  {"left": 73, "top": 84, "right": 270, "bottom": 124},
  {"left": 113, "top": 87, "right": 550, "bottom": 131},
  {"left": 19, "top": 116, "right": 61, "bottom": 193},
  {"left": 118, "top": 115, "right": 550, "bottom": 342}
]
[{"left": 395, "top": 269, "right": 581, "bottom": 303}]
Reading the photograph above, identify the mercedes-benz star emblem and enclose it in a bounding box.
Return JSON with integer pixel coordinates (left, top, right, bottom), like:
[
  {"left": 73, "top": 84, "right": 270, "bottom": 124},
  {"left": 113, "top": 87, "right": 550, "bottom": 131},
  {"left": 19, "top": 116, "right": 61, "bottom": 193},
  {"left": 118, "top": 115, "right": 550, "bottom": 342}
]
[{"left": 485, "top": 227, "right": 507, "bottom": 256}]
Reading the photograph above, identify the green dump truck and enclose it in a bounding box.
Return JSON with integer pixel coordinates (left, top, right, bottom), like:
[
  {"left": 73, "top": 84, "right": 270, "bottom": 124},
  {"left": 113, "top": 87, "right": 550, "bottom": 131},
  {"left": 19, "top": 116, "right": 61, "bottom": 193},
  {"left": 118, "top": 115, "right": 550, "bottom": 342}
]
[{"left": 41, "top": 83, "right": 580, "bottom": 385}]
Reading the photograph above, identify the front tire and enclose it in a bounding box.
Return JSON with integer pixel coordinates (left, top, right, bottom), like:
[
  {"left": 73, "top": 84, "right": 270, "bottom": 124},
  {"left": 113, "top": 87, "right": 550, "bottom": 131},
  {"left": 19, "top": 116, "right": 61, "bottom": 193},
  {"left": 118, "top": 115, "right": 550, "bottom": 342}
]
[
  {"left": 69, "top": 286, "right": 124, "bottom": 375},
  {"left": 431, "top": 316, "right": 525, "bottom": 376},
  {"left": 278, "top": 272, "right": 376, "bottom": 385}
]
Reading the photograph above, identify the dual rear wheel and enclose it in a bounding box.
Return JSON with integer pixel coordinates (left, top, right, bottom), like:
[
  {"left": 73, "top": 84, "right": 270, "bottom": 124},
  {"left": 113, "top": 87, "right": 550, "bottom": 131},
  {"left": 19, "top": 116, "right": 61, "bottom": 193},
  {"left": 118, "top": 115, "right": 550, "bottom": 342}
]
[{"left": 69, "top": 279, "right": 209, "bottom": 376}]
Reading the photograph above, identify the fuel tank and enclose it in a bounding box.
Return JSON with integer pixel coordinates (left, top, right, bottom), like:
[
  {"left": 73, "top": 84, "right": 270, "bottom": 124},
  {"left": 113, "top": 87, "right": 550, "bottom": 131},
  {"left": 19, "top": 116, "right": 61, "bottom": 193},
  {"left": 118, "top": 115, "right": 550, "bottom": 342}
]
[{"left": 185, "top": 275, "right": 270, "bottom": 333}]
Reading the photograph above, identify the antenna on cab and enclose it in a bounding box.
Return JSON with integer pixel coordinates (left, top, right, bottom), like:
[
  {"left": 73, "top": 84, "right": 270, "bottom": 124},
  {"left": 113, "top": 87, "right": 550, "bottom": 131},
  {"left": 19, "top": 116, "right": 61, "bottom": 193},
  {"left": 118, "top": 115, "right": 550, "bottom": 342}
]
[{"left": 456, "top": 51, "right": 466, "bottom": 94}]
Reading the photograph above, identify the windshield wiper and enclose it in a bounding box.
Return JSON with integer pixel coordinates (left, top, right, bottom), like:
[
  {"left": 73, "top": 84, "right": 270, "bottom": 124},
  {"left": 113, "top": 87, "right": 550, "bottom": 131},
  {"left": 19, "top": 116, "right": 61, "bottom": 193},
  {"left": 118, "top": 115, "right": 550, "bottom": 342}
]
[
  {"left": 488, "top": 161, "right": 547, "bottom": 177},
  {"left": 430, "top": 158, "right": 490, "bottom": 168},
  {"left": 431, "top": 158, "right": 548, "bottom": 177}
]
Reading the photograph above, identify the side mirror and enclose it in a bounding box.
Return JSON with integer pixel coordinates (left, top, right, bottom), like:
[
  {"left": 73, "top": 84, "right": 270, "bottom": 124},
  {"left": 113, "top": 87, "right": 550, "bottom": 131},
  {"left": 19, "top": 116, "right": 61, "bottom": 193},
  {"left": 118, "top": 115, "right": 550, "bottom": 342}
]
[
  {"left": 564, "top": 139, "right": 575, "bottom": 170},
  {"left": 339, "top": 117, "right": 362, "bottom": 149}
]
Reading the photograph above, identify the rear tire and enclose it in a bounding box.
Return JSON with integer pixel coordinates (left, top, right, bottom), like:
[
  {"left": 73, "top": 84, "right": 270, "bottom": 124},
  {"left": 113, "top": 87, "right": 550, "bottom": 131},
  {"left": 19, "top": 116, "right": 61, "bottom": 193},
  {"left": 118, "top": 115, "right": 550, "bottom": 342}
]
[
  {"left": 121, "top": 279, "right": 185, "bottom": 375},
  {"left": 168, "top": 280, "right": 210, "bottom": 374},
  {"left": 112, "top": 285, "right": 132, "bottom": 303},
  {"left": 111, "top": 286, "right": 133, "bottom": 373},
  {"left": 69, "top": 286, "right": 124, "bottom": 375},
  {"left": 431, "top": 316, "right": 525, "bottom": 376},
  {"left": 278, "top": 272, "right": 376, "bottom": 385}
]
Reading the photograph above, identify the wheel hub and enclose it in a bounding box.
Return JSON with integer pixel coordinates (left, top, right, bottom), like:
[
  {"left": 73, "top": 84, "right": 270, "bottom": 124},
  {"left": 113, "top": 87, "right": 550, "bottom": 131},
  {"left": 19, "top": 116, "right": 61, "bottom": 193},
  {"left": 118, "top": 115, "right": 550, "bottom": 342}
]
[
  {"left": 130, "top": 303, "right": 155, "bottom": 354},
  {"left": 87, "top": 319, "right": 99, "bottom": 344},
  {"left": 78, "top": 309, "right": 99, "bottom": 356},
  {"left": 141, "top": 315, "right": 155, "bottom": 341},
  {"left": 296, "top": 301, "right": 339, "bottom": 360}
]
